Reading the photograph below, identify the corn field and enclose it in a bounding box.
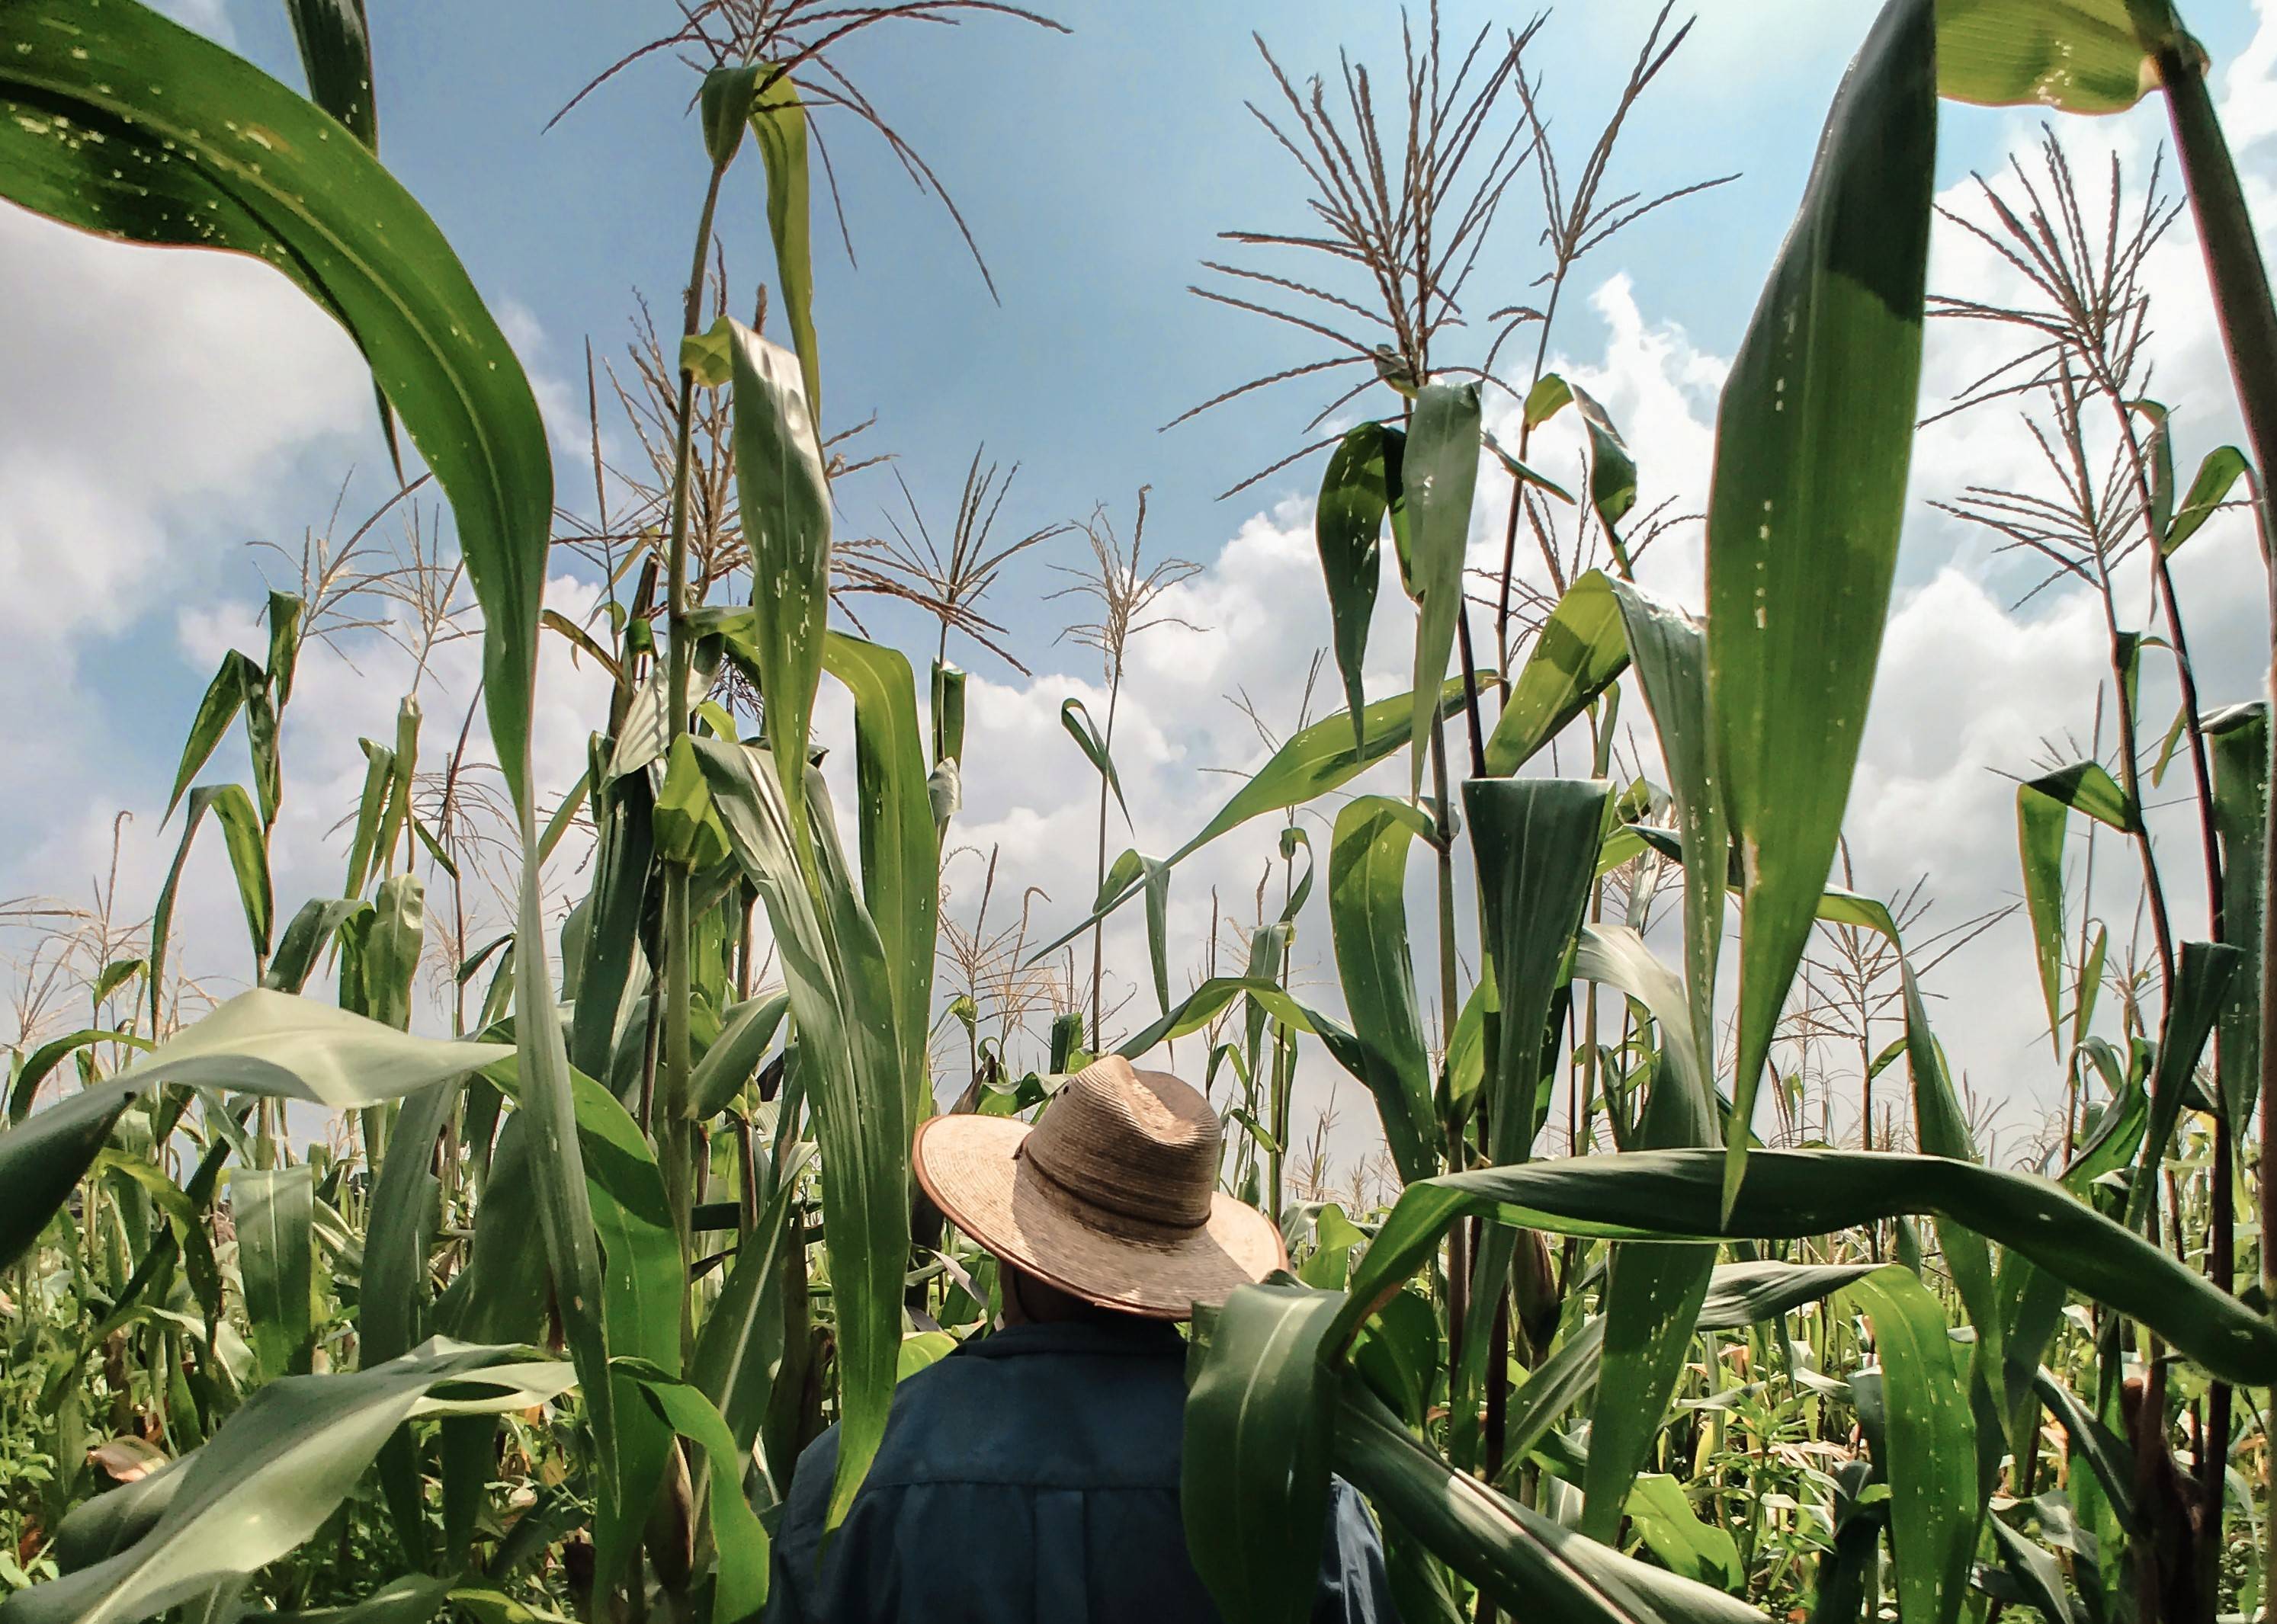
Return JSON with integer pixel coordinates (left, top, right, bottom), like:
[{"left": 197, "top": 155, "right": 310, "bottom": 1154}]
[{"left": 4, "top": 2, "right": 2277, "bottom": 1623}]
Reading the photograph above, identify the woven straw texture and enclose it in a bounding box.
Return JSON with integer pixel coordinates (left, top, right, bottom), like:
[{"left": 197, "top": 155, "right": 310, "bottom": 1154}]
[{"left": 912, "top": 1056, "right": 1284, "bottom": 1318}]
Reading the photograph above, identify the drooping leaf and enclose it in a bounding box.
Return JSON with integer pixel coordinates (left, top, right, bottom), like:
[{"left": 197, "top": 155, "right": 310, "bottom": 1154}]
[
  {"left": 2125, "top": 939, "right": 2242, "bottom": 1229},
  {"left": 690, "top": 1148, "right": 813, "bottom": 1461},
  {"left": 613, "top": 1361, "right": 772, "bottom": 1624},
  {"left": 1705, "top": 0, "right": 1936, "bottom": 1216},
  {"left": 1316, "top": 423, "right": 1403, "bottom": 748},
  {"left": 1481, "top": 570, "right": 1630, "bottom": 777},
  {"left": 569, "top": 763, "right": 656, "bottom": 1084},
  {"left": 6, "top": 1029, "right": 149, "bottom": 1126},
  {"left": 0, "top": 1341, "right": 574, "bottom": 1624},
  {"left": 2207, "top": 703, "right": 2266, "bottom": 1138},
  {"left": 688, "top": 988, "right": 791, "bottom": 1122},
  {"left": 1333, "top": 1146, "right": 2277, "bottom": 1386},
  {"left": 149, "top": 786, "right": 273, "bottom": 1034},
  {"left": 1570, "top": 382, "right": 1638, "bottom": 546},
  {"left": 165, "top": 652, "right": 260, "bottom": 825},
  {"left": 1404, "top": 383, "right": 1483, "bottom": 796},
  {"left": 1624, "top": 1475, "right": 1743, "bottom": 1592},
  {"left": 1326, "top": 797, "right": 1438, "bottom": 1185},
  {"left": 361, "top": 1079, "right": 457, "bottom": 1556},
  {"left": 1060, "top": 697, "right": 1130, "bottom": 827},
  {"left": 730, "top": 322, "right": 832, "bottom": 850},
  {"left": 0, "top": 1, "right": 553, "bottom": 809},
  {"left": 2166, "top": 445, "right": 2248, "bottom": 553}
]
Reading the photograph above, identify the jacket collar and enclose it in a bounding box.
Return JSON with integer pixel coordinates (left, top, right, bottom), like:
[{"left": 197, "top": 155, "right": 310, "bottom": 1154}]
[{"left": 957, "top": 1316, "right": 1187, "bottom": 1360}]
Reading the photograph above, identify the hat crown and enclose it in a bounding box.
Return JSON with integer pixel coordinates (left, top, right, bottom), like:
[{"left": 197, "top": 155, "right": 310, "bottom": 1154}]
[{"left": 1022, "top": 1055, "right": 1220, "bottom": 1230}]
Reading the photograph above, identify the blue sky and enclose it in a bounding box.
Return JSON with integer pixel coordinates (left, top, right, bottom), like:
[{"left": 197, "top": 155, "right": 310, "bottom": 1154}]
[{"left": 5, "top": 0, "right": 2275, "bottom": 1175}]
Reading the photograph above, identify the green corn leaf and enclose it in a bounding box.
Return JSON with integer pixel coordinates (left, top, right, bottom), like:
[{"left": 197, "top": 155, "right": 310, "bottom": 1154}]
[
  {"left": 698, "top": 63, "right": 759, "bottom": 168},
  {"left": 824, "top": 633, "right": 940, "bottom": 1100},
  {"left": 1624, "top": 1475, "right": 1742, "bottom": 1592},
  {"left": 0, "top": 991, "right": 504, "bottom": 1273},
  {"left": 1935, "top": 0, "right": 2159, "bottom": 114},
  {"left": 1316, "top": 423, "right": 1403, "bottom": 749},
  {"left": 750, "top": 67, "right": 820, "bottom": 437},
  {"left": 1335, "top": 1382, "right": 1768, "bottom": 1624},
  {"left": 688, "top": 988, "right": 791, "bottom": 1122},
  {"left": 231, "top": 1164, "right": 314, "bottom": 1383},
  {"left": 1985, "top": 1517, "right": 2085, "bottom": 1624},
  {"left": 1483, "top": 431, "right": 1576, "bottom": 506},
  {"left": 283, "top": 0, "right": 376, "bottom": 149},
  {"left": 150, "top": 786, "right": 274, "bottom": 1036},
  {"left": 1332, "top": 1146, "right": 2277, "bottom": 1385},
  {"left": 2166, "top": 445, "right": 2248, "bottom": 553},
  {"left": 1608, "top": 581, "right": 1727, "bottom": 1068},
  {"left": 2207, "top": 703, "right": 2266, "bottom": 1137},
  {"left": 2126, "top": 940, "right": 2241, "bottom": 1229},
  {"left": 690, "top": 1147, "right": 813, "bottom": 1462},
  {"left": 730, "top": 322, "right": 832, "bottom": 851},
  {"left": 0, "top": 1341, "right": 574, "bottom": 1624},
  {"left": 1481, "top": 570, "right": 1630, "bottom": 777},
  {"left": 264, "top": 898, "right": 370, "bottom": 996},
  {"left": 1098, "top": 848, "right": 1175, "bottom": 1016},
  {"left": 2016, "top": 783, "right": 2070, "bottom": 1065},
  {"left": 2127, "top": 399, "right": 2176, "bottom": 539},
  {"left": 6, "top": 1029, "right": 149, "bottom": 1126},
  {"left": 1706, "top": 0, "right": 1936, "bottom": 1217},
  {"left": 1465, "top": 780, "right": 1612, "bottom": 1168},
  {"left": 691, "top": 738, "right": 908, "bottom": 1532},
  {"left": 1523, "top": 374, "right": 1574, "bottom": 429},
  {"left": 361, "top": 1078, "right": 457, "bottom": 1557},
  {"left": 165, "top": 652, "right": 260, "bottom": 825},
  {"left": 1404, "top": 383, "right": 1483, "bottom": 796},
  {"left": 1029, "top": 679, "right": 1475, "bottom": 964},
  {"left": 1182, "top": 1282, "right": 1344, "bottom": 1624},
  {"left": 266, "top": 591, "right": 306, "bottom": 710},
  {"left": 1844, "top": 1266, "right": 1979, "bottom": 1624},
  {"left": 1326, "top": 796, "right": 1438, "bottom": 1185},
  {"left": 1060, "top": 698, "right": 1130, "bottom": 826},
  {"left": 361, "top": 873, "right": 425, "bottom": 1033},
  {"left": 613, "top": 1361, "right": 772, "bottom": 1624},
  {"left": 568, "top": 763, "right": 656, "bottom": 1081},
  {"left": 0, "top": 1, "right": 552, "bottom": 811},
  {"left": 1570, "top": 383, "right": 1638, "bottom": 546},
  {"left": 344, "top": 742, "right": 396, "bottom": 902}
]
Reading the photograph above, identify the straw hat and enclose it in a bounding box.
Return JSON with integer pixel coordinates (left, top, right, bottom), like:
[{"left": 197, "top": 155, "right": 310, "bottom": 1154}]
[{"left": 912, "top": 1055, "right": 1287, "bottom": 1319}]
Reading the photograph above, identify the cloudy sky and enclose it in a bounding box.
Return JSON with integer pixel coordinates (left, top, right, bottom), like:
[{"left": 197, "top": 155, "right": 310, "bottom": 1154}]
[{"left": 4, "top": 0, "right": 2274, "bottom": 1186}]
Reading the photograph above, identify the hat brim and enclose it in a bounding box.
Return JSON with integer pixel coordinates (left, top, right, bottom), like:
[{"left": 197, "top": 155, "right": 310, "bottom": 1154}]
[{"left": 912, "top": 1113, "right": 1286, "bottom": 1320}]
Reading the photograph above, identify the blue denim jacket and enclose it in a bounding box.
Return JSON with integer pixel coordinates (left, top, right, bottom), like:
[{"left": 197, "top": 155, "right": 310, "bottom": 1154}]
[{"left": 762, "top": 1316, "right": 1396, "bottom": 1623}]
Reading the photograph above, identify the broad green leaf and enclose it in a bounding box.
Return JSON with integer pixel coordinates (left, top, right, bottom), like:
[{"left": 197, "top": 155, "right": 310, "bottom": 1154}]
[
  {"left": 614, "top": 1360, "right": 771, "bottom": 1624},
  {"left": 1326, "top": 797, "right": 1438, "bottom": 1184},
  {"left": 361, "top": 1079, "right": 457, "bottom": 1556},
  {"left": 1844, "top": 1266, "right": 1978, "bottom": 1624},
  {"left": 1706, "top": 0, "right": 1936, "bottom": 1216},
  {"left": 688, "top": 988, "right": 791, "bottom": 1121},
  {"left": 1465, "top": 779, "right": 1612, "bottom": 1167},
  {"left": 2125, "top": 940, "right": 2241, "bottom": 1229},
  {"left": 1624, "top": 1475, "right": 1742, "bottom": 1591},
  {"left": 1405, "top": 383, "right": 1483, "bottom": 796},
  {"left": 1523, "top": 374, "right": 1574, "bottom": 429},
  {"left": 569, "top": 763, "right": 656, "bottom": 1083},
  {"left": 825, "top": 633, "right": 940, "bottom": 1102},
  {"left": 360, "top": 873, "right": 425, "bottom": 1032},
  {"left": 0, "top": 1, "right": 552, "bottom": 809},
  {"left": 1316, "top": 423, "right": 1402, "bottom": 748},
  {"left": 1986, "top": 1517, "right": 2084, "bottom": 1624},
  {"left": 1335, "top": 1384, "right": 1767, "bottom": 1624},
  {"left": 1060, "top": 697, "right": 1130, "bottom": 826},
  {"left": 1099, "top": 848, "right": 1175, "bottom": 1016},
  {"left": 5, "top": 1028, "right": 149, "bottom": 1126},
  {"left": 698, "top": 63, "right": 759, "bottom": 168},
  {"left": 231, "top": 1164, "right": 314, "bottom": 1383},
  {"left": 1570, "top": 926, "right": 1715, "bottom": 1533},
  {"left": 1481, "top": 570, "right": 1630, "bottom": 777},
  {"left": 692, "top": 738, "right": 908, "bottom": 1530},
  {"left": 265, "top": 591, "right": 305, "bottom": 710},
  {"left": 0, "top": 990, "right": 502, "bottom": 1274},
  {"left": 730, "top": 322, "right": 832, "bottom": 850},
  {"left": 1570, "top": 383, "right": 1638, "bottom": 545},
  {"left": 1182, "top": 1283, "right": 1344, "bottom": 1624},
  {"left": 2208, "top": 703, "right": 2266, "bottom": 1137},
  {"left": 150, "top": 786, "right": 272, "bottom": 1033},
  {"left": 2016, "top": 783, "right": 2070, "bottom": 1063},
  {"left": 264, "top": 898, "right": 370, "bottom": 997},
  {"left": 1608, "top": 580, "right": 1727, "bottom": 1067},
  {"left": 1935, "top": 0, "right": 2157, "bottom": 114},
  {"left": 1333, "top": 1146, "right": 2277, "bottom": 1385},
  {"left": 690, "top": 1148, "right": 813, "bottom": 1462},
  {"left": 165, "top": 652, "right": 259, "bottom": 824},
  {"left": 284, "top": 0, "right": 376, "bottom": 149},
  {"left": 2166, "top": 445, "right": 2248, "bottom": 552},
  {"left": 0, "top": 1341, "right": 574, "bottom": 1624},
  {"left": 2023, "top": 759, "right": 2134, "bottom": 830},
  {"left": 750, "top": 68, "right": 820, "bottom": 437}
]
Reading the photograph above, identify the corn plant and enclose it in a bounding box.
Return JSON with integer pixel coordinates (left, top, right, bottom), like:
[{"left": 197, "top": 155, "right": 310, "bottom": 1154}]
[{"left": 1, "top": 2, "right": 2275, "bottom": 1624}]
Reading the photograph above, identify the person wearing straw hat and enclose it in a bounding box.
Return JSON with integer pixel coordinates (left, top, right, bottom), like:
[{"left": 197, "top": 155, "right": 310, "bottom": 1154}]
[{"left": 762, "top": 1054, "right": 1397, "bottom": 1623}]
